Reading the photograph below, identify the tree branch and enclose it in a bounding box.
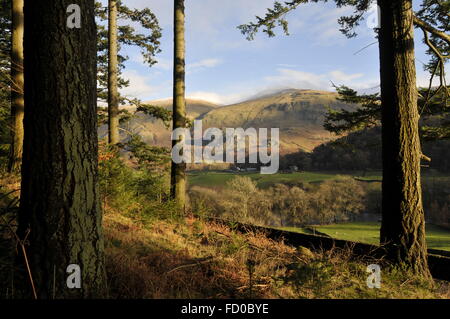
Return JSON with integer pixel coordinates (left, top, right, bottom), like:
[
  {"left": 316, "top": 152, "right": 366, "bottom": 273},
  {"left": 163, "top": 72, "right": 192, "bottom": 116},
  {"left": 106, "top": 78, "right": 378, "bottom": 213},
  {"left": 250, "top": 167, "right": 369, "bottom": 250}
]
[
  {"left": 413, "top": 15, "right": 450, "bottom": 45},
  {"left": 421, "top": 153, "right": 432, "bottom": 162}
]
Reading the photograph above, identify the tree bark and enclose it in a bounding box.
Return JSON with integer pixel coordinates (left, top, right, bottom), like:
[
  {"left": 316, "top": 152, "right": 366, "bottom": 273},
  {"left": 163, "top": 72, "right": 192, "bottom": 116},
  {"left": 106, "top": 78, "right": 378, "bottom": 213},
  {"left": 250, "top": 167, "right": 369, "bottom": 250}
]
[
  {"left": 378, "top": 0, "right": 430, "bottom": 277},
  {"left": 108, "top": 0, "right": 119, "bottom": 145},
  {"left": 19, "top": 0, "right": 107, "bottom": 298},
  {"left": 171, "top": 0, "right": 186, "bottom": 209},
  {"left": 7, "top": 0, "right": 24, "bottom": 173}
]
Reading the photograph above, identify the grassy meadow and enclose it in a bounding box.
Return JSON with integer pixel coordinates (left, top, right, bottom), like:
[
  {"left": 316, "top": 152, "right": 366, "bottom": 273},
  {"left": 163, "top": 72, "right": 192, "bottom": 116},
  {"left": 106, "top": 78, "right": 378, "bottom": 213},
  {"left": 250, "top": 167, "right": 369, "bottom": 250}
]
[
  {"left": 187, "top": 170, "right": 383, "bottom": 189},
  {"left": 187, "top": 170, "right": 450, "bottom": 189},
  {"left": 281, "top": 222, "right": 450, "bottom": 252}
]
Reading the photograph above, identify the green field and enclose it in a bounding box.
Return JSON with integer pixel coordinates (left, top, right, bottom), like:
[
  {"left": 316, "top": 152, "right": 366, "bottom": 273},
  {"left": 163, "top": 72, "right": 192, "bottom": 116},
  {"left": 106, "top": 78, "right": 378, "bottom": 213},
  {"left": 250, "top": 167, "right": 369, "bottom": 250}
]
[
  {"left": 281, "top": 222, "right": 450, "bottom": 252},
  {"left": 187, "top": 170, "right": 382, "bottom": 189},
  {"left": 188, "top": 170, "right": 448, "bottom": 189}
]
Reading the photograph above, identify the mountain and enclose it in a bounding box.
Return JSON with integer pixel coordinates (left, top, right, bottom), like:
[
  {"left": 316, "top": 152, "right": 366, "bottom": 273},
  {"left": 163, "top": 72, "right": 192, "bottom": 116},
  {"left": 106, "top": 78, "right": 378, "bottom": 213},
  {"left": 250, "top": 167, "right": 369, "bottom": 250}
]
[
  {"left": 123, "top": 98, "right": 219, "bottom": 119},
  {"left": 198, "top": 89, "right": 356, "bottom": 153},
  {"left": 105, "top": 89, "right": 356, "bottom": 153},
  {"left": 100, "top": 99, "right": 218, "bottom": 147}
]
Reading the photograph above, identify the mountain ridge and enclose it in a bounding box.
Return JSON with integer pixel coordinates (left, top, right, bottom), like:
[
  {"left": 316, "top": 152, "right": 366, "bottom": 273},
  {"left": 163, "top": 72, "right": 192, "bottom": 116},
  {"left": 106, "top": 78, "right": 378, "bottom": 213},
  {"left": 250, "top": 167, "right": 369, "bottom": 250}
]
[
  {"left": 107, "top": 88, "right": 356, "bottom": 153},
  {"left": 198, "top": 89, "right": 354, "bottom": 153}
]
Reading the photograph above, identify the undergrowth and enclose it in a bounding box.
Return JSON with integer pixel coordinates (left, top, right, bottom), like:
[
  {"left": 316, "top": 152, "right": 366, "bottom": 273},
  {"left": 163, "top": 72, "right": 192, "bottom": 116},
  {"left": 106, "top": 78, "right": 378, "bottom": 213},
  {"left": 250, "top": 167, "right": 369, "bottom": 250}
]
[{"left": 103, "top": 210, "right": 450, "bottom": 299}]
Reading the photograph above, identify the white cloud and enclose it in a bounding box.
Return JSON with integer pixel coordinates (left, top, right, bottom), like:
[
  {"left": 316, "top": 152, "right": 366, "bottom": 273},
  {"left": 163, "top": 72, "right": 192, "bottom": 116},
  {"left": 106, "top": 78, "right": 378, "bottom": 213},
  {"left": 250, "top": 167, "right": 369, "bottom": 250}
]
[
  {"left": 314, "top": 9, "right": 353, "bottom": 45},
  {"left": 189, "top": 68, "right": 450, "bottom": 106},
  {"left": 264, "top": 68, "right": 374, "bottom": 91},
  {"left": 265, "top": 69, "right": 325, "bottom": 90},
  {"left": 132, "top": 53, "right": 222, "bottom": 74},
  {"left": 188, "top": 68, "right": 378, "bottom": 105},
  {"left": 189, "top": 58, "right": 221, "bottom": 69},
  {"left": 187, "top": 91, "right": 252, "bottom": 105},
  {"left": 277, "top": 63, "right": 299, "bottom": 68},
  {"left": 129, "top": 49, "right": 172, "bottom": 71},
  {"left": 105, "top": 0, "right": 374, "bottom": 54},
  {"left": 154, "top": 57, "right": 172, "bottom": 71},
  {"left": 121, "top": 0, "right": 348, "bottom": 50},
  {"left": 120, "top": 69, "right": 161, "bottom": 99},
  {"left": 130, "top": 52, "right": 145, "bottom": 65},
  {"left": 187, "top": 58, "right": 222, "bottom": 74},
  {"left": 329, "top": 70, "right": 364, "bottom": 83},
  {"left": 122, "top": 0, "right": 274, "bottom": 30}
]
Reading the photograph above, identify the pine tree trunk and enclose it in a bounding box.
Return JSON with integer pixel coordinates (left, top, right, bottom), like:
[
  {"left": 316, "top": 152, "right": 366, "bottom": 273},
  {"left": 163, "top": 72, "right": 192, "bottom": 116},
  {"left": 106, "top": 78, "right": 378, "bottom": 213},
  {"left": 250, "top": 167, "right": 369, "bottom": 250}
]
[
  {"left": 171, "top": 0, "right": 186, "bottom": 209},
  {"left": 378, "top": 0, "right": 430, "bottom": 277},
  {"left": 108, "top": 0, "right": 119, "bottom": 145},
  {"left": 7, "top": 0, "right": 24, "bottom": 173},
  {"left": 19, "top": 0, "right": 107, "bottom": 298}
]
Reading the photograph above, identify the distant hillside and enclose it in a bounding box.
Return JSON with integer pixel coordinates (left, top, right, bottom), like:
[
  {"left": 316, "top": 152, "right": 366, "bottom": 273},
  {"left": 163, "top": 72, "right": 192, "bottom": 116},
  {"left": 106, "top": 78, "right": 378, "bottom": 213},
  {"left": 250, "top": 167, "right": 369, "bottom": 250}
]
[
  {"left": 100, "top": 99, "right": 218, "bottom": 147},
  {"left": 123, "top": 98, "right": 218, "bottom": 119},
  {"left": 199, "top": 89, "right": 356, "bottom": 153},
  {"left": 296, "top": 126, "right": 450, "bottom": 173},
  {"left": 102, "top": 89, "right": 356, "bottom": 153}
]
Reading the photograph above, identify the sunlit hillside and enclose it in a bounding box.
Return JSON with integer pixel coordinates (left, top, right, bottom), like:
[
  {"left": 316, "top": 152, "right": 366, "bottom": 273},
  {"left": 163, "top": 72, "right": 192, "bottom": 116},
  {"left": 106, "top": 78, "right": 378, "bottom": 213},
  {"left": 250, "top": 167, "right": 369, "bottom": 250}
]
[
  {"left": 112, "top": 89, "right": 357, "bottom": 154},
  {"left": 196, "top": 89, "right": 356, "bottom": 153}
]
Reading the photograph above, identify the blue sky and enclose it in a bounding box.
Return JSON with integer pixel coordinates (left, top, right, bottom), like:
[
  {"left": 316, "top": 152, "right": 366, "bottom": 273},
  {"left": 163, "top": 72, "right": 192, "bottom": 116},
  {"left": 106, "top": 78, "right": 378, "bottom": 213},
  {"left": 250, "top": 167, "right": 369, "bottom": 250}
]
[{"left": 105, "top": 0, "right": 447, "bottom": 105}]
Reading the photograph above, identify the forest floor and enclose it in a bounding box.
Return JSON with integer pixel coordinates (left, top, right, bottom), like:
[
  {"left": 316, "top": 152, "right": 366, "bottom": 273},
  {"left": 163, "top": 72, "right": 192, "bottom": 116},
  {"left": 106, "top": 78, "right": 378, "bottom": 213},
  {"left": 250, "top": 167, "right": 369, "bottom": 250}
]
[
  {"left": 1, "top": 171, "right": 450, "bottom": 299},
  {"left": 103, "top": 208, "right": 450, "bottom": 299}
]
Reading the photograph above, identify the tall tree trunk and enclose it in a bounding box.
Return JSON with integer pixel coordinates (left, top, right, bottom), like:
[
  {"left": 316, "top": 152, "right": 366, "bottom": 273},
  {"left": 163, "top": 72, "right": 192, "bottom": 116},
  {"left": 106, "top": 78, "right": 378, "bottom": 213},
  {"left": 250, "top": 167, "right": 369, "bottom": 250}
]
[
  {"left": 7, "top": 0, "right": 24, "bottom": 173},
  {"left": 108, "top": 0, "right": 119, "bottom": 145},
  {"left": 19, "top": 0, "right": 107, "bottom": 298},
  {"left": 171, "top": 0, "right": 186, "bottom": 209},
  {"left": 378, "top": 0, "right": 430, "bottom": 277}
]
